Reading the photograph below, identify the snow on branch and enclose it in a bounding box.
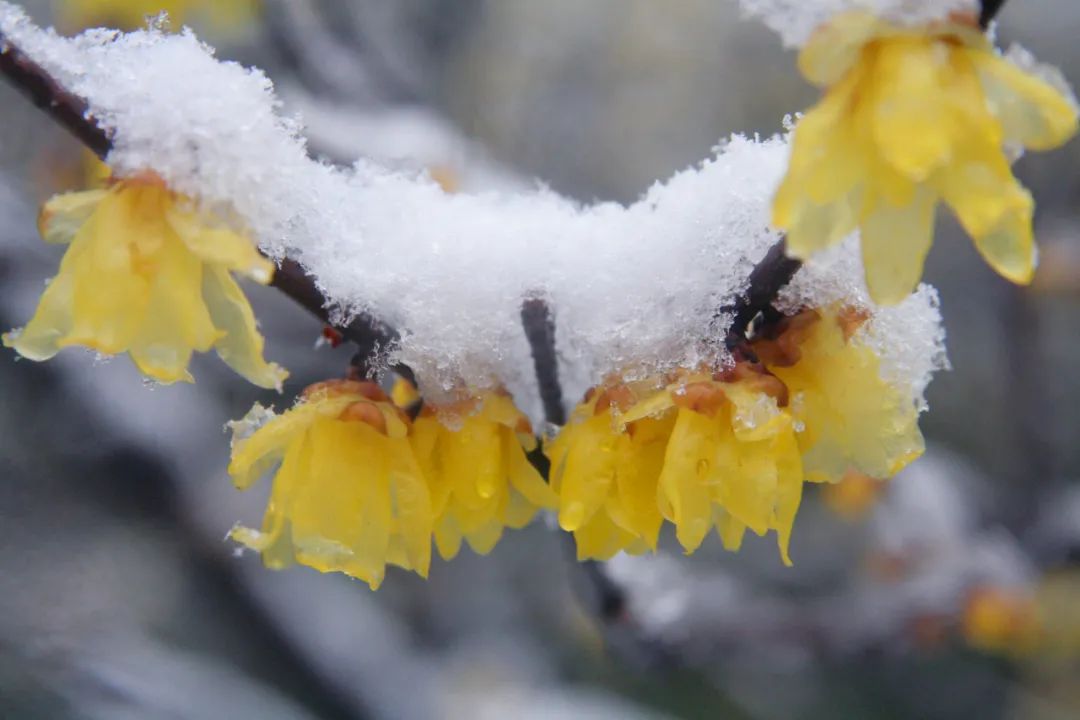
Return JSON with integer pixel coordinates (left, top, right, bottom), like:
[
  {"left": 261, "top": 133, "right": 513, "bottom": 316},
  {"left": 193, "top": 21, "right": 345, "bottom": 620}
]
[{"left": 0, "top": 2, "right": 945, "bottom": 417}]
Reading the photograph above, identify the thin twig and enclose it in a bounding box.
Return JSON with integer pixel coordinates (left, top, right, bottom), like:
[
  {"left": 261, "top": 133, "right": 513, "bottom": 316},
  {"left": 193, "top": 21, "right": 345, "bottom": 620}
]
[
  {"left": 723, "top": 238, "right": 802, "bottom": 344},
  {"left": 0, "top": 29, "right": 405, "bottom": 376},
  {"left": 980, "top": 0, "right": 1008, "bottom": 28},
  {"left": 0, "top": 30, "right": 111, "bottom": 158},
  {"left": 520, "top": 297, "right": 566, "bottom": 426}
]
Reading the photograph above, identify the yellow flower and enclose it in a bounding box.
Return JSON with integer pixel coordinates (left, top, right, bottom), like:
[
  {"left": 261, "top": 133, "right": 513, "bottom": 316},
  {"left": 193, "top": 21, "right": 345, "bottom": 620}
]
[
  {"left": 409, "top": 389, "right": 557, "bottom": 559},
  {"left": 754, "top": 307, "right": 925, "bottom": 483},
  {"left": 962, "top": 585, "right": 1041, "bottom": 656},
  {"left": 59, "top": 0, "right": 259, "bottom": 32},
  {"left": 547, "top": 305, "right": 926, "bottom": 565},
  {"left": 4, "top": 174, "right": 287, "bottom": 389},
  {"left": 228, "top": 380, "right": 432, "bottom": 590},
  {"left": 545, "top": 381, "right": 671, "bottom": 561},
  {"left": 773, "top": 11, "right": 1078, "bottom": 304}
]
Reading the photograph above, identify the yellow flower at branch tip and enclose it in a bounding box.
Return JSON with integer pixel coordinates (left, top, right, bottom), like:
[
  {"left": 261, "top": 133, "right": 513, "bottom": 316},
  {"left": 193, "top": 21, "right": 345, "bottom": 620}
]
[
  {"left": 60, "top": 0, "right": 259, "bottom": 32},
  {"left": 547, "top": 304, "right": 926, "bottom": 565},
  {"left": 774, "top": 10, "right": 1079, "bottom": 304},
  {"left": 3, "top": 173, "right": 287, "bottom": 389},
  {"left": 409, "top": 388, "right": 556, "bottom": 560},
  {"left": 228, "top": 380, "right": 431, "bottom": 590}
]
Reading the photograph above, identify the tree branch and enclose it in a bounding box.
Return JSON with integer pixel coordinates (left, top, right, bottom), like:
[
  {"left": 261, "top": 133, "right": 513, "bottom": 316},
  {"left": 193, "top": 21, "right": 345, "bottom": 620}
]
[
  {"left": 0, "top": 30, "right": 112, "bottom": 158},
  {"left": 980, "top": 0, "right": 1008, "bottom": 28},
  {"left": 0, "top": 28, "right": 404, "bottom": 376},
  {"left": 520, "top": 297, "right": 566, "bottom": 426}
]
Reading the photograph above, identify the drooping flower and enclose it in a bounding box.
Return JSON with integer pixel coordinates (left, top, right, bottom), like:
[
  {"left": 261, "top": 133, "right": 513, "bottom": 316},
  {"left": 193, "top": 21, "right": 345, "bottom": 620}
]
[
  {"left": 409, "top": 389, "right": 557, "bottom": 559},
  {"left": 544, "top": 379, "right": 672, "bottom": 560},
  {"left": 228, "top": 380, "right": 432, "bottom": 590},
  {"left": 4, "top": 174, "right": 287, "bottom": 389},
  {"left": 547, "top": 304, "right": 927, "bottom": 564},
  {"left": 752, "top": 307, "right": 925, "bottom": 483},
  {"left": 773, "top": 11, "right": 1078, "bottom": 304}
]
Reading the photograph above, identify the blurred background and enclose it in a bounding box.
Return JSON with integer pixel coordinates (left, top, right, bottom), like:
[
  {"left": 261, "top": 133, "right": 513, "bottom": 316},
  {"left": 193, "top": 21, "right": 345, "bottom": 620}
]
[{"left": 2, "top": 1, "right": 1080, "bottom": 718}]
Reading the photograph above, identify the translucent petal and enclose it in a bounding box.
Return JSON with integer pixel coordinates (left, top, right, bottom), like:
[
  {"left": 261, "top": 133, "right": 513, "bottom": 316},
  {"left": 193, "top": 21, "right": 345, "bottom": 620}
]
[
  {"left": 168, "top": 204, "right": 273, "bottom": 283},
  {"left": 714, "top": 508, "right": 746, "bottom": 553},
  {"left": 658, "top": 409, "right": 717, "bottom": 552},
  {"left": 202, "top": 265, "right": 288, "bottom": 390},
  {"left": 62, "top": 190, "right": 151, "bottom": 355},
  {"left": 38, "top": 189, "right": 108, "bottom": 245},
  {"left": 228, "top": 397, "right": 352, "bottom": 489},
  {"left": 129, "top": 233, "right": 221, "bottom": 383},
  {"left": 463, "top": 517, "right": 504, "bottom": 556},
  {"left": 798, "top": 10, "right": 885, "bottom": 86},
  {"left": 970, "top": 199, "right": 1037, "bottom": 285},
  {"left": 386, "top": 436, "right": 433, "bottom": 577},
  {"left": 870, "top": 39, "right": 956, "bottom": 182},
  {"left": 557, "top": 413, "right": 618, "bottom": 532},
  {"left": 972, "top": 49, "right": 1079, "bottom": 151},
  {"left": 574, "top": 510, "right": 637, "bottom": 562},
  {"left": 859, "top": 188, "right": 937, "bottom": 305},
  {"left": 434, "top": 514, "right": 464, "bottom": 560}
]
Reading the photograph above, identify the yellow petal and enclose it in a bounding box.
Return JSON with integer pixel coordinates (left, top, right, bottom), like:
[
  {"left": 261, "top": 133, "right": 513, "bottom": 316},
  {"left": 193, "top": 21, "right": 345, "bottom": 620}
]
[
  {"left": 202, "top": 265, "right": 288, "bottom": 390},
  {"left": 557, "top": 414, "right": 618, "bottom": 532},
  {"left": 38, "top": 189, "right": 108, "bottom": 244},
  {"left": 574, "top": 509, "right": 638, "bottom": 561},
  {"left": 714, "top": 508, "right": 746, "bottom": 553},
  {"left": 870, "top": 38, "right": 956, "bottom": 182},
  {"left": 504, "top": 429, "right": 557, "bottom": 509},
  {"left": 970, "top": 198, "right": 1037, "bottom": 284},
  {"left": 434, "top": 514, "right": 464, "bottom": 560},
  {"left": 129, "top": 233, "right": 221, "bottom": 384},
  {"left": 61, "top": 189, "right": 151, "bottom": 355},
  {"left": 798, "top": 10, "right": 886, "bottom": 87},
  {"left": 859, "top": 187, "right": 937, "bottom": 305},
  {"left": 168, "top": 204, "right": 273, "bottom": 283},
  {"left": 971, "top": 49, "right": 1079, "bottom": 152},
  {"left": 386, "top": 436, "right": 433, "bottom": 578},
  {"left": 228, "top": 397, "right": 352, "bottom": 489},
  {"left": 658, "top": 408, "right": 717, "bottom": 552}
]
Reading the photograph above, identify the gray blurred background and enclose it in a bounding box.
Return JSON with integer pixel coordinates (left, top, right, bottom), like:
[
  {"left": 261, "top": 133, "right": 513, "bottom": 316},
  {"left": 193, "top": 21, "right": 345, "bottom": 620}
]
[{"left": 2, "top": 1, "right": 1080, "bottom": 718}]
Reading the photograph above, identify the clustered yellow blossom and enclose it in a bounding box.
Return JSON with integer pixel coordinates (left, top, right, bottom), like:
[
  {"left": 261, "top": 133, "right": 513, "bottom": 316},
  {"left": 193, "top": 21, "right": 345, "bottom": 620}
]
[
  {"left": 547, "top": 306, "right": 924, "bottom": 565},
  {"left": 228, "top": 380, "right": 431, "bottom": 590},
  {"left": 228, "top": 380, "right": 553, "bottom": 589},
  {"left": 774, "top": 11, "right": 1079, "bottom": 304},
  {"left": 59, "top": 0, "right": 259, "bottom": 33},
  {"left": 411, "top": 390, "right": 557, "bottom": 559},
  {"left": 4, "top": 174, "right": 286, "bottom": 388}
]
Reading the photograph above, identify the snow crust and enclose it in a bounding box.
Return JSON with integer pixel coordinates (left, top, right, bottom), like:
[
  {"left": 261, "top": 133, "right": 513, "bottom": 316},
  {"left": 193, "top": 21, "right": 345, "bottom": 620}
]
[{"left": 0, "top": 4, "right": 946, "bottom": 414}]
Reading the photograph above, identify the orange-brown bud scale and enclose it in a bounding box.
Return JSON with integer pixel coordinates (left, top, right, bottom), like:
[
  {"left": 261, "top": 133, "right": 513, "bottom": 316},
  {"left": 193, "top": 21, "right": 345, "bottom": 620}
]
[
  {"left": 672, "top": 381, "right": 728, "bottom": 417},
  {"left": 339, "top": 400, "right": 388, "bottom": 434}
]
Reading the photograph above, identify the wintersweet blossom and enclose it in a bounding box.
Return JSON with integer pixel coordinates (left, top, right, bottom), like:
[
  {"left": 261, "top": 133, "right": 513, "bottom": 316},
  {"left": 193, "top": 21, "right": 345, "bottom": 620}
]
[
  {"left": 773, "top": 11, "right": 1078, "bottom": 304},
  {"left": 409, "top": 389, "right": 557, "bottom": 559},
  {"left": 3, "top": 174, "right": 287, "bottom": 389},
  {"left": 228, "top": 380, "right": 432, "bottom": 590},
  {"left": 547, "top": 306, "right": 926, "bottom": 564}
]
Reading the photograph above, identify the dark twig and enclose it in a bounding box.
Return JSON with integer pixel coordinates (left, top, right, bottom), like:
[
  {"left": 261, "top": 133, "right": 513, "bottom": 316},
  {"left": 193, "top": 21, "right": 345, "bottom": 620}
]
[
  {"left": 723, "top": 238, "right": 802, "bottom": 344},
  {"left": 0, "top": 29, "right": 405, "bottom": 376},
  {"left": 520, "top": 297, "right": 566, "bottom": 426},
  {"left": 980, "top": 0, "right": 1008, "bottom": 28},
  {"left": 0, "top": 30, "right": 111, "bottom": 159}
]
